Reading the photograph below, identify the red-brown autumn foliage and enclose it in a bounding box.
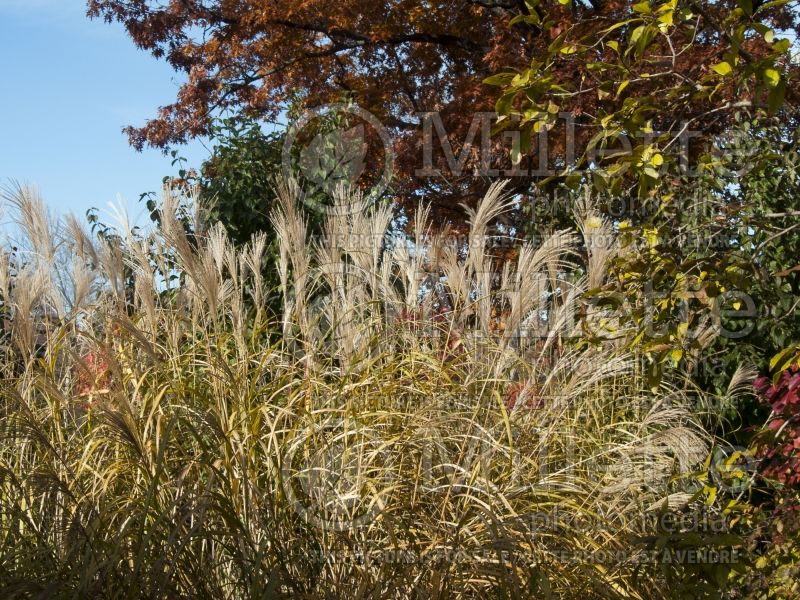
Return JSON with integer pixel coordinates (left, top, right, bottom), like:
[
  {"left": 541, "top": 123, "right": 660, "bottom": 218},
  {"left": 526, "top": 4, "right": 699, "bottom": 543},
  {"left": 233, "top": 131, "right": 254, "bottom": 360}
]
[
  {"left": 755, "top": 366, "right": 800, "bottom": 487},
  {"left": 87, "top": 1, "right": 799, "bottom": 218}
]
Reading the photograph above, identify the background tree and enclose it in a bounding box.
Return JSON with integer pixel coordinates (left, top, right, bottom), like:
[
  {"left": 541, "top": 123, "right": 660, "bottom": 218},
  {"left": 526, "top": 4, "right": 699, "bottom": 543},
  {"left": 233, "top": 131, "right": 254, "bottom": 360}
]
[
  {"left": 595, "top": 116, "right": 800, "bottom": 422},
  {"left": 194, "top": 117, "right": 285, "bottom": 248},
  {"left": 87, "top": 0, "right": 800, "bottom": 222},
  {"left": 490, "top": 0, "right": 799, "bottom": 198},
  {"left": 139, "top": 117, "right": 288, "bottom": 316},
  {"left": 94, "top": 0, "right": 799, "bottom": 400}
]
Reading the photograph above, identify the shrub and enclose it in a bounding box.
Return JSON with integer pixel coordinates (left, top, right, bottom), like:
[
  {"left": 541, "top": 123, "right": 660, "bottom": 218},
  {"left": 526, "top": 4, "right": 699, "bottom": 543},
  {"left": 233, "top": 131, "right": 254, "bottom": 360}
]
[
  {"left": 0, "top": 182, "right": 748, "bottom": 598},
  {"left": 754, "top": 366, "right": 800, "bottom": 487}
]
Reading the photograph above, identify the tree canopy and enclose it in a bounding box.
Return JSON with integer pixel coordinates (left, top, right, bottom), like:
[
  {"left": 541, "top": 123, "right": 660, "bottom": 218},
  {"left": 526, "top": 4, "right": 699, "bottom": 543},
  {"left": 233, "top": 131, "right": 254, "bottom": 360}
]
[{"left": 87, "top": 0, "right": 800, "bottom": 214}]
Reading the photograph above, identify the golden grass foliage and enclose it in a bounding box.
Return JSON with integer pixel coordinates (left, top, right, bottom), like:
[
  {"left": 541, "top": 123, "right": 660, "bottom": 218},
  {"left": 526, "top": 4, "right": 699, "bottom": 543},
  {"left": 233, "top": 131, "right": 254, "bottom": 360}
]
[{"left": 0, "top": 182, "right": 730, "bottom": 598}]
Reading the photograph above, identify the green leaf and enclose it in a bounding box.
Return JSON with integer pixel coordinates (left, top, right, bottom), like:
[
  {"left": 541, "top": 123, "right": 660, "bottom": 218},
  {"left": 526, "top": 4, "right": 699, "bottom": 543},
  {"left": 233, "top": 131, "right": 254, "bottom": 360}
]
[
  {"left": 773, "top": 38, "right": 791, "bottom": 53},
  {"left": 495, "top": 91, "right": 517, "bottom": 115},
  {"left": 510, "top": 144, "right": 522, "bottom": 165},
  {"left": 632, "top": 24, "right": 656, "bottom": 57},
  {"left": 768, "top": 78, "right": 786, "bottom": 113},
  {"left": 629, "top": 25, "right": 645, "bottom": 45},
  {"left": 511, "top": 71, "right": 531, "bottom": 86},
  {"left": 592, "top": 170, "right": 607, "bottom": 192},
  {"left": 547, "top": 30, "right": 569, "bottom": 54},
  {"left": 600, "top": 19, "right": 638, "bottom": 35},
  {"left": 483, "top": 72, "right": 518, "bottom": 86},
  {"left": 643, "top": 166, "right": 660, "bottom": 179},
  {"left": 756, "top": 0, "right": 789, "bottom": 13},
  {"left": 565, "top": 172, "right": 582, "bottom": 188},
  {"left": 510, "top": 13, "right": 541, "bottom": 26}
]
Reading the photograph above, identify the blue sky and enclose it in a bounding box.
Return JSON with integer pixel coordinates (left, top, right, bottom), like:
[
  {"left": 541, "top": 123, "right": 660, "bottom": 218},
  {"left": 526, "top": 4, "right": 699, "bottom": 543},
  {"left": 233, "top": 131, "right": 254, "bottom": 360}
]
[{"left": 0, "top": 0, "right": 209, "bottom": 226}]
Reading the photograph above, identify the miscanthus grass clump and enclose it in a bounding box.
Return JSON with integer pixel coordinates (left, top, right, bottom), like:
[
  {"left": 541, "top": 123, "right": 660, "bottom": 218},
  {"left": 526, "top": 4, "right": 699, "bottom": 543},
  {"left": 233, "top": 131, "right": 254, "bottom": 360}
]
[{"left": 0, "top": 181, "right": 746, "bottom": 598}]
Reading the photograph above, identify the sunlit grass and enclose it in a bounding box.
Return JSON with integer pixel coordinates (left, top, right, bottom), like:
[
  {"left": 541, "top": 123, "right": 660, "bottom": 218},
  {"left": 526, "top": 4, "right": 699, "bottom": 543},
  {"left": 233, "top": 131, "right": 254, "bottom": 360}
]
[{"left": 0, "top": 181, "right": 731, "bottom": 598}]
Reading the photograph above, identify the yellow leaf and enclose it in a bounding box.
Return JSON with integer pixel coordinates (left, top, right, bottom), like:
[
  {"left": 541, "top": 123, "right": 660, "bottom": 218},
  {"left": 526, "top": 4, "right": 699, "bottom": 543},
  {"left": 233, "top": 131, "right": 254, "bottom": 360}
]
[
  {"left": 671, "top": 348, "right": 683, "bottom": 364},
  {"left": 711, "top": 62, "right": 733, "bottom": 76},
  {"left": 764, "top": 67, "right": 781, "bottom": 88},
  {"left": 630, "top": 25, "right": 645, "bottom": 44},
  {"left": 770, "top": 346, "right": 800, "bottom": 372}
]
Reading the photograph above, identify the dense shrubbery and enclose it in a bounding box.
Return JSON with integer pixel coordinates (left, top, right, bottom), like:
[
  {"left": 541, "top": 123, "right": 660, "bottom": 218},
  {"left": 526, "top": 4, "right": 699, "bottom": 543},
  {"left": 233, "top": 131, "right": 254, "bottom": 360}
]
[
  {"left": 0, "top": 182, "right": 764, "bottom": 598},
  {"left": 2, "top": 0, "right": 796, "bottom": 595},
  {"left": 755, "top": 366, "right": 800, "bottom": 487},
  {"left": 731, "top": 366, "right": 800, "bottom": 598}
]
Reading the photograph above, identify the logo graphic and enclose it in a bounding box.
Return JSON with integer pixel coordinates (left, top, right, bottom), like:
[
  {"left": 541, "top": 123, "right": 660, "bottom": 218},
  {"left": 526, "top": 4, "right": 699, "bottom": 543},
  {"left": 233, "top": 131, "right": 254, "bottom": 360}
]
[{"left": 282, "top": 104, "right": 394, "bottom": 212}]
